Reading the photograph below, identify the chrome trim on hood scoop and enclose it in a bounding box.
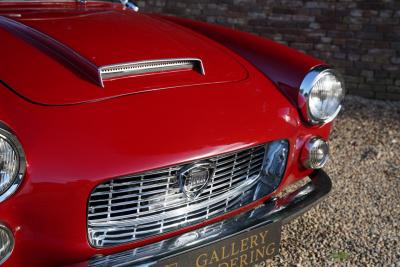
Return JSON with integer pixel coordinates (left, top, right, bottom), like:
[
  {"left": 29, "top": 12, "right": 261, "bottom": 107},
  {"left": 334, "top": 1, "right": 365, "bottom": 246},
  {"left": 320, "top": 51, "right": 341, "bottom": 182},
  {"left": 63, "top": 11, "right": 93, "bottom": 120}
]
[{"left": 99, "top": 58, "right": 205, "bottom": 83}]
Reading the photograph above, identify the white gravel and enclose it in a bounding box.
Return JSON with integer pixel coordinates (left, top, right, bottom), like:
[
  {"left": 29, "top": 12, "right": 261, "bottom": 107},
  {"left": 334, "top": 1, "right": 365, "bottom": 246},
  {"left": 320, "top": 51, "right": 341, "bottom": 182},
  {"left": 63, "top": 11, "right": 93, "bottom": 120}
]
[{"left": 270, "top": 96, "right": 400, "bottom": 266}]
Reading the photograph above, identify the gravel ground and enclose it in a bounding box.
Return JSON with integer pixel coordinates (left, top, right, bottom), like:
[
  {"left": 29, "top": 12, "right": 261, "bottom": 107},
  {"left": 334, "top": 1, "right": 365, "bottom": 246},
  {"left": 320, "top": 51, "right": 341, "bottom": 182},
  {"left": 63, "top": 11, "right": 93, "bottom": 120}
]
[{"left": 270, "top": 96, "right": 400, "bottom": 266}]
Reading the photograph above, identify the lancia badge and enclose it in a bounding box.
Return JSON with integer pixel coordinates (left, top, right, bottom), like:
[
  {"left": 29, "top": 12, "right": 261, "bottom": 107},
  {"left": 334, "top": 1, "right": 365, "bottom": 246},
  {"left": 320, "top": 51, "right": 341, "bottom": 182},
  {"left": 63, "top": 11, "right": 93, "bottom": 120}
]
[{"left": 178, "top": 161, "right": 215, "bottom": 199}]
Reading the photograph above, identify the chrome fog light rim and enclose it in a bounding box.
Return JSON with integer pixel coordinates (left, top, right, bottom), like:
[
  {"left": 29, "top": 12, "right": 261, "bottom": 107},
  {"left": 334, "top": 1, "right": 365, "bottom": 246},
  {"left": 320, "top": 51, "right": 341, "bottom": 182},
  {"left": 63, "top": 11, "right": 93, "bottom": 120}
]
[
  {"left": 0, "top": 126, "right": 26, "bottom": 203},
  {"left": 0, "top": 224, "right": 14, "bottom": 265},
  {"left": 299, "top": 66, "right": 345, "bottom": 125},
  {"left": 301, "top": 137, "right": 329, "bottom": 169}
]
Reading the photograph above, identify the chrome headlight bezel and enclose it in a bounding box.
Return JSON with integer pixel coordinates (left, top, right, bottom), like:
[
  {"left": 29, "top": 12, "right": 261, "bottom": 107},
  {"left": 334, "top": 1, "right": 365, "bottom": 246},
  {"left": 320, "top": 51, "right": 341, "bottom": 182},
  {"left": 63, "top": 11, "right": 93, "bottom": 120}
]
[
  {"left": 299, "top": 66, "right": 345, "bottom": 125},
  {"left": 0, "top": 127, "right": 26, "bottom": 203}
]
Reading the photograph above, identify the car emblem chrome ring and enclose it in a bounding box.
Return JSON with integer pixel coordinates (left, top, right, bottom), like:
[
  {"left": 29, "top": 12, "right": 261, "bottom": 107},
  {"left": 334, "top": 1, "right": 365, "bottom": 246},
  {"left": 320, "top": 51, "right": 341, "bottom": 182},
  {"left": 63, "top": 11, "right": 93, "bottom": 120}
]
[{"left": 178, "top": 161, "right": 215, "bottom": 200}]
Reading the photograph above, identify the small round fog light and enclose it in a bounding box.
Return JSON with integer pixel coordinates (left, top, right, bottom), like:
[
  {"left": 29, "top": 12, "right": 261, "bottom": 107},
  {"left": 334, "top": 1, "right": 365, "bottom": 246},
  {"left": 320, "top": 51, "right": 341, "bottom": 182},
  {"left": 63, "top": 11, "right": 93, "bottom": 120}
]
[
  {"left": 301, "top": 138, "right": 329, "bottom": 169},
  {"left": 0, "top": 225, "right": 14, "bottom": 265}
]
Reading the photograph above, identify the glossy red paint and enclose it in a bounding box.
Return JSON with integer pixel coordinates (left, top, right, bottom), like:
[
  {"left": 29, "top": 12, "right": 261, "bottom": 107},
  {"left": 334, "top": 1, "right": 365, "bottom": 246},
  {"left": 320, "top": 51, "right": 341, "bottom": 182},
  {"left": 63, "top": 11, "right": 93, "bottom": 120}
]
[
  {"left": 0, "top": 3, "right": 247, "bottom": 104},
  {"left": 0, "top": 2, "right": 332, "bottom": 266}
]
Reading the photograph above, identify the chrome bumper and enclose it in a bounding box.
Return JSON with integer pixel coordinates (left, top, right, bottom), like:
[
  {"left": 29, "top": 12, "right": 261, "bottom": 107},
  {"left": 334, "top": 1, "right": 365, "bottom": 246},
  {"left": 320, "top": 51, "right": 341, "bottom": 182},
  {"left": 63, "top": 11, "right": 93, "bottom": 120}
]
[{"left": 86, "top": 170, "right": 332, "bottom": 267}]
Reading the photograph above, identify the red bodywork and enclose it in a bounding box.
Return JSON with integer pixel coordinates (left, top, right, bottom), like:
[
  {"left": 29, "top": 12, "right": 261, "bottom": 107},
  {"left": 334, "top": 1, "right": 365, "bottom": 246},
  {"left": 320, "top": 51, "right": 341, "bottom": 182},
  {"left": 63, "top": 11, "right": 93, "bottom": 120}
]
[{"left": 0, "top": 2, "right": 331, "bottom": 266}]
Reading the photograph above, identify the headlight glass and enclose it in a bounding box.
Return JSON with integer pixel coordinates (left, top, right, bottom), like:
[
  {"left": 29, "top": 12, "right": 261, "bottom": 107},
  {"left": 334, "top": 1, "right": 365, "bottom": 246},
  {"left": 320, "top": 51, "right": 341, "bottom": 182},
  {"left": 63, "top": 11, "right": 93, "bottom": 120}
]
[
  {"left": 300, "top": 67, "right": 345, "bottom": 124},
  {"left": 0, "top": 138, "right": 19, "bottom": 195},
  {"left": 0, "top": 225, "right": 14, "bottom": 265},
  {"left": 0, "top": 128, "right": 25, "bottom": 202}
]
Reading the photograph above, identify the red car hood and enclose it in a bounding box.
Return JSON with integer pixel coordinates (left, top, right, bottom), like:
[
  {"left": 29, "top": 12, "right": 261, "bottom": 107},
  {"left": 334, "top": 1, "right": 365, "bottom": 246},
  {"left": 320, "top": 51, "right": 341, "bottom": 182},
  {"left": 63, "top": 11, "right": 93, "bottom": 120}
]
[{"left": 0, "top": 2, "right": 248, "bottom": 105}]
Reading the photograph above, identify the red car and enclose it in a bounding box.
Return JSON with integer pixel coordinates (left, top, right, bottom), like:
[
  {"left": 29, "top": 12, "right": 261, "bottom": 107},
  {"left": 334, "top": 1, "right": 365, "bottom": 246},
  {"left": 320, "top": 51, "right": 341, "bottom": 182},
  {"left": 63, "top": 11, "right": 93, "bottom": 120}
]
[{"left": 0, "top": 1, "right": 345, "bottom": 266}]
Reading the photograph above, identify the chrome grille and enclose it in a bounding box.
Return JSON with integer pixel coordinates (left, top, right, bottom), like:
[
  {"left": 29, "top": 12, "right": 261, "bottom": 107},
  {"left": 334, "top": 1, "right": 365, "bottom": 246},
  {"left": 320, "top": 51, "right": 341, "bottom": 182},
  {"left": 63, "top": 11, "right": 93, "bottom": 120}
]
[{"left": 88, "top": 143, "right": 284, "bottom": 247}]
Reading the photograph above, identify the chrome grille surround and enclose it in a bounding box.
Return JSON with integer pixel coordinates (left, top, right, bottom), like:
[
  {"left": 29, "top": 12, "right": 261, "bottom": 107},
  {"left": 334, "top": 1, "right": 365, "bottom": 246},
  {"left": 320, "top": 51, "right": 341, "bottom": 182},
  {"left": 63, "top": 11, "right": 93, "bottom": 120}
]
[
  {"left": 88, "top": 141, "right": 288, "bottom": 247},
  {"left": 88, "top": 170, "right": 331, "bottom": 267}
]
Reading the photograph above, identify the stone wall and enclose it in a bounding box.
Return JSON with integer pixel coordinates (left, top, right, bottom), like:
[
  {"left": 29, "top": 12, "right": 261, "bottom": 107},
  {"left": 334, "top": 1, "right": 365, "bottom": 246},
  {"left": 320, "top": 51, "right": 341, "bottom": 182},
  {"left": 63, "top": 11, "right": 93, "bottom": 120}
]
[{"left": 138, "top": 0, "right": 400, "bottom": 100}]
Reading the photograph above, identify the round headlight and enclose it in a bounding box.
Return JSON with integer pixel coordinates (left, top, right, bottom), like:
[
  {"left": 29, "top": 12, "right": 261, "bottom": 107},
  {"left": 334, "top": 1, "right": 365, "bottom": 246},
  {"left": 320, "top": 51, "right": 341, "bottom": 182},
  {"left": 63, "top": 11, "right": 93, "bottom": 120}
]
[
  {"left": 299, "top": 67, "right": 345, "bottom": 124},
  {"left": 301, "top": 137, "right": 329, "bottom": 169},
  {"left": 0, "top": 225, "right": 14, "bottom": 265},
  {"left": 0, "top": 127, "right": 25, "bottom": 203}
]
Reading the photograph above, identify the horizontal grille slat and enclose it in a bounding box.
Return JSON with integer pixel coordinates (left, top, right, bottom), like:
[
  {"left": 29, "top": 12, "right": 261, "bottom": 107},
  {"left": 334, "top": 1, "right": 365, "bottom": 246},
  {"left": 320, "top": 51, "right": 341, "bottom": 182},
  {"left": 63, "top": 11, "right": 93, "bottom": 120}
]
[
  {"left": 216, "top": 149, "right": 263, "bottom": 167},
  {"left": 95, "top": 176, "right": 175, "bottom": 189},
  {"left": 88, "top": 143, "right": 271, "bottom": 247},
  {"left": 213, "top": 160, "right": 261, "bottom": 181},
  {"left": 214, "top": 154, "right": 262, "bottom": 174},
  {"left": 91, "top": 187, "right": 168, "bottom": 197}
]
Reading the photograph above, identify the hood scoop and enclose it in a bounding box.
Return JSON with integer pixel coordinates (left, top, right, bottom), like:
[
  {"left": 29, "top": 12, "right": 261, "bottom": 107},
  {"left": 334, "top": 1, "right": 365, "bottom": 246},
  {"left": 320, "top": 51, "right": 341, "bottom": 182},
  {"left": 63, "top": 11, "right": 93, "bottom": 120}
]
[
  {"left": 99, "top": 58, "right": 205, "bottom": 86},
  {"left": 0, "top": 16, "right": 206, "bottom": 88},
  {"left": 0, "top": 9, "right": 249, "bottom": 105}
]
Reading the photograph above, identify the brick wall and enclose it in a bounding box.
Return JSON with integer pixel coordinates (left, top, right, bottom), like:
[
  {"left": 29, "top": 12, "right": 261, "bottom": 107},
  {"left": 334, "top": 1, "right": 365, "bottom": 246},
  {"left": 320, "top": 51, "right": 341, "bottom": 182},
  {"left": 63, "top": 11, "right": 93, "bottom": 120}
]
[{"left": 138, "top": 0, "right": 400, "bottom": 100}]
